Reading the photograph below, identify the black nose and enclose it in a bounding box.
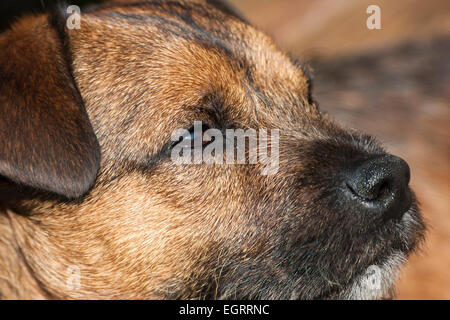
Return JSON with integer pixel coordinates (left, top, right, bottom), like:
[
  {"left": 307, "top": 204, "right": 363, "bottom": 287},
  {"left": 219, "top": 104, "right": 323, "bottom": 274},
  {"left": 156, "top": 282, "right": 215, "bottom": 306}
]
[{"left": 344, "top": 155, "right": 412, "bottom": 221}]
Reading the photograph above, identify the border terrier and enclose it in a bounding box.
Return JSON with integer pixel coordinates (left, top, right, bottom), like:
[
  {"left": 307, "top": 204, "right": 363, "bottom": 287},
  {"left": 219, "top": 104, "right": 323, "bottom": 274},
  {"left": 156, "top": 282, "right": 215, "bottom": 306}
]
[{"left": 0, "top": 0, "right": 425, "bottom": 299}]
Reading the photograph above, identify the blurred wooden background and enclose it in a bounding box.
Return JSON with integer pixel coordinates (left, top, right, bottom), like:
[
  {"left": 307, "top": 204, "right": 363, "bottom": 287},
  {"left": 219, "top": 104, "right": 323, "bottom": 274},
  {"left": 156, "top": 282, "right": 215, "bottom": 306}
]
[
  {"left": 228, "top": 0, "right": 450, "bottom": 299},
  {"left": 1, "top": 0, "right": 448, "bottom": 299}
]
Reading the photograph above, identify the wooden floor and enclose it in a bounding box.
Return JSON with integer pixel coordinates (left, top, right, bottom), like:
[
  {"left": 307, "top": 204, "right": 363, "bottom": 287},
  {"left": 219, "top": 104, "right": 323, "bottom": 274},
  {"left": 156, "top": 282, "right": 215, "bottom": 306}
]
[{"left": 231, "top": 0, "right": 450, "bottom": 299}]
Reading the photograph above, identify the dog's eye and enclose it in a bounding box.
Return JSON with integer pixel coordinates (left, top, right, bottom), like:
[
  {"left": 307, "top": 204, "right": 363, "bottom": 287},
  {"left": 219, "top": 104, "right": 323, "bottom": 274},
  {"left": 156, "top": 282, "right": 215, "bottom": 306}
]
[
  {"left": 184, "top": 126, "right": 202, "bottom": 142},
  {"left": 173, "top": 123, "right": 214, "bottom": 148}
]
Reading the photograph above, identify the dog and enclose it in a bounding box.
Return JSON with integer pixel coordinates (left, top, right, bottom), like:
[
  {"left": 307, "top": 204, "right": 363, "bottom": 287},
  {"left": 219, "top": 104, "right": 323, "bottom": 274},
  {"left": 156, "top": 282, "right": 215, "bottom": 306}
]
[{"left": 0, "top": 0, "right": 425, "bottom": 299}]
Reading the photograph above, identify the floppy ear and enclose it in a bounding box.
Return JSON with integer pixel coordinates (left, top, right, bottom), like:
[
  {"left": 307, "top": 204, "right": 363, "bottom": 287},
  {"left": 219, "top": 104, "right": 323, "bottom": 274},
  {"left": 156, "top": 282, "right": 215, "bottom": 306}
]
[{"left": 0, "top": 14, "right": 101, "bottom": 199}]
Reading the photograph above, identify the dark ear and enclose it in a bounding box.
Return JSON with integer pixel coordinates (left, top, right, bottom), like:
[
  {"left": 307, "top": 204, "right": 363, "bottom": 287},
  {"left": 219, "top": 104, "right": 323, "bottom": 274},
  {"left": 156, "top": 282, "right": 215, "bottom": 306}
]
[{"left": 0, "top": 14, "right": 100, "bottom": 199}]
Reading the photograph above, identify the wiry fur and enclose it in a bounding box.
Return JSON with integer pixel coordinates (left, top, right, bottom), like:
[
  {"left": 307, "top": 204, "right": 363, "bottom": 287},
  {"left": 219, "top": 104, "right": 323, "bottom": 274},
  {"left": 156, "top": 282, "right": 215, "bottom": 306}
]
[{"left": 0, "top": 0, "right": 425, "bottom": 299}]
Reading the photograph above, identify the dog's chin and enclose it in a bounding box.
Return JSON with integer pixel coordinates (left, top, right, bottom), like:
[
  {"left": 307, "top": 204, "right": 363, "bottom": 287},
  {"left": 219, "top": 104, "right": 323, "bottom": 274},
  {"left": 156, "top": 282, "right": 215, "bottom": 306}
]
[
  {"left": 301, "top": 252, "right": 404, "bottom": 300},
  {"left": 338, "top": 252, "right": 405, "bottom": 300},
  {"left": 208, "top": 208, "right": 424, "bottom": 300},
  {"left": 318, "top": 208, "right": 424, "bottom": 300}
]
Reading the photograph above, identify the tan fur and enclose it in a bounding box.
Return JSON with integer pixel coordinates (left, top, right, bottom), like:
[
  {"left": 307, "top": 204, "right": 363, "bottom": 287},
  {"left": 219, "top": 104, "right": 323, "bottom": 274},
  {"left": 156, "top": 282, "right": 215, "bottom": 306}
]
[
  {"left": 0, "top": 3, "right": 315, "bottom": 299},
  {"left": 0, "top": 0, "right": 424, "bottom": 299}
]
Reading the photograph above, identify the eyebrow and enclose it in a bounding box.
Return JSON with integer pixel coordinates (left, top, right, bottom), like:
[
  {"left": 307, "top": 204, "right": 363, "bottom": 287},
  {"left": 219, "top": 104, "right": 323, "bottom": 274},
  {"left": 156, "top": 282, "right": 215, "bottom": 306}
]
[{"left": 195, "top": 93, "right": 228, "bottom": 128}]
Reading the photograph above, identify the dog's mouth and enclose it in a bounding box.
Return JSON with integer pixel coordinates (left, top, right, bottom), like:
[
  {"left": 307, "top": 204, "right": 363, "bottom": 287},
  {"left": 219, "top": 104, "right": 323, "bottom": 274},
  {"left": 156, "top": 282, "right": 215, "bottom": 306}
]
[{"left": 210, "top": 205, "right": 425, "bottom": 300}]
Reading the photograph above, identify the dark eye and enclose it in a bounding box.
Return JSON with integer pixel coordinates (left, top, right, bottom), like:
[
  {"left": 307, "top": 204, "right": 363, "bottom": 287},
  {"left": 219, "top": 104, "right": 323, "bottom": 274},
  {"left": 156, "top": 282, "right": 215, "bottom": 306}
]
[{"left": 173, "top": 122, "right": 213, "bottom": 148}]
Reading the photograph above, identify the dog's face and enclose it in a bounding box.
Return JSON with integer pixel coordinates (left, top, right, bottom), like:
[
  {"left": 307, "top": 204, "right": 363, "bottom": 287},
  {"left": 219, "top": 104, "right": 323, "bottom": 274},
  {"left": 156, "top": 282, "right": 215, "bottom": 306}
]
[{"left": 0, "top": 0, "right": 425, "bottom": 299}]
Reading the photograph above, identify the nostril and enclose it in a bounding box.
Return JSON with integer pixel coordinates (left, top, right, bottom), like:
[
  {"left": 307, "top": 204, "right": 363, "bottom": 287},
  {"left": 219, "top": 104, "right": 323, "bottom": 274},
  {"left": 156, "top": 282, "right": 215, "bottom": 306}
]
[
  {"left": 345, "top": 172, "right": 392, "bottom": 202},
  {"left": 374, "top": 180, "right": 389, "bottom": 199},
  {"left": 343, "top": 155, "right": 412, "bottom": 221},
  {"left": 346, "top": 178, "right": 391, "bottom": 201}
]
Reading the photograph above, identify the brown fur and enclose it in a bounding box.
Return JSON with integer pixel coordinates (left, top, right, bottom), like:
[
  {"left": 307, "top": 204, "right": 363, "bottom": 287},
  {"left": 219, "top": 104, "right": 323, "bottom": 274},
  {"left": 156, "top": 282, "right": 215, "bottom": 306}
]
[{"left": 0, "top": 0, "right": 424, "bottom": 299}]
